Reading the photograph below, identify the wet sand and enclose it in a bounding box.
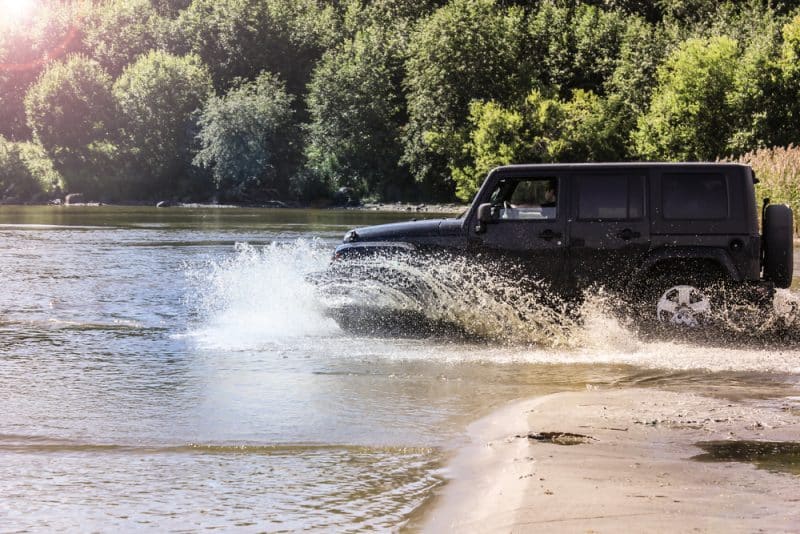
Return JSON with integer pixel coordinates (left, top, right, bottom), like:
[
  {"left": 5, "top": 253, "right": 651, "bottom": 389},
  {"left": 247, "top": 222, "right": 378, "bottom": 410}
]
[{"left": 422, "top": 389, "right": 800, "bottom": 532}]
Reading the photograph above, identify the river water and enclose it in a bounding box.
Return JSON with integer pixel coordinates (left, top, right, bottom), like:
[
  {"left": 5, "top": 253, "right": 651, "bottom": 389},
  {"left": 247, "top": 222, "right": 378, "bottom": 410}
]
[{"left": 0, "top": 206, "right": 798, "bottom": 531}]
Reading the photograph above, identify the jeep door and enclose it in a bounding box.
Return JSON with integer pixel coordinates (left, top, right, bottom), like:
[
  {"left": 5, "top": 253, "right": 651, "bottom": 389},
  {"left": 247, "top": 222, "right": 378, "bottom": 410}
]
[
  {"left": 568, "top": 171, "right": 650, "bottom": 290},
  {"left": 468, "top": 174, "right": 569, "bottom": 290}
]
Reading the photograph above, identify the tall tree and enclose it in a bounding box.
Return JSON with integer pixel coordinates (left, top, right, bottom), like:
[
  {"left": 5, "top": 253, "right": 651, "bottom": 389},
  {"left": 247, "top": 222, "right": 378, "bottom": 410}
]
[
  {"left": 194, "top": 73, "right": 296, "bottom": 202},
  {"left": 305, "top": 17, "right": 414, "bottom": 200},
  {"left": 633, "top": 36, "right": 740, "bottom": 160},
  {"left": 526, "top": 2, "right": 629, "bottom": 97},
  {"left": 0, "top": 4, "right": 83, "bottom": 140},
  {"left": 173, "top": 0, "right": 337, "bottom": 97},
  {"left": 82, "top": 0, "right": 170, "bottom": 77},
  {"left": 25, "top": 55, "right": 118, "bottom": 197},
  {"left": 403, "top": 0, "right": 527, "bottom": 199},
  {"left": 114, "top": 51, "right": 214, "bottom": 198}
]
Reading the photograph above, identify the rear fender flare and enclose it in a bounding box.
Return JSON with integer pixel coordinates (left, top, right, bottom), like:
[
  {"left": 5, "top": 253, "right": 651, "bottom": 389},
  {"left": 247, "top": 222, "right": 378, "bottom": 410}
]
[{"left": 631, "top": 248, "right": 741, "bottom": 287}]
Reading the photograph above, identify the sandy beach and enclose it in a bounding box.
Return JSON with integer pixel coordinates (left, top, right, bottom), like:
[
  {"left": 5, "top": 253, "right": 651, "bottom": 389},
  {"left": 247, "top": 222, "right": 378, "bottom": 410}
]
[{"left": 421, "top": 388, "right": 800, "bottom": 532}]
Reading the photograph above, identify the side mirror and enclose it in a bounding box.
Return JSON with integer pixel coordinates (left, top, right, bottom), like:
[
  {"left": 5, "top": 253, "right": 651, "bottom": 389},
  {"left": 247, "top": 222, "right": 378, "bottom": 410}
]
[
  {"left": 475, "top": 203, "right": 494, "bottom": 233},
  {"left": 477, "top": 203, "right": 493, "bottom": 223}
]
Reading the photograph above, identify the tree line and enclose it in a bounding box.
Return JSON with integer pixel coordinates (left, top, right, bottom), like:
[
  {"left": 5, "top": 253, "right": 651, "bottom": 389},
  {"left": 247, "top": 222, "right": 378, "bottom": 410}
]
[{"left": 3, "top": 0, "right": 800, "bottom": 205}]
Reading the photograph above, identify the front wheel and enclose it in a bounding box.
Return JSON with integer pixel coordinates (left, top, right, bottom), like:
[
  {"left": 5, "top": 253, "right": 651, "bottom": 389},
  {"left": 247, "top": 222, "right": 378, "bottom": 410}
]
[{"left": 655, "top": 284, "right": 711, "bottom": 327}]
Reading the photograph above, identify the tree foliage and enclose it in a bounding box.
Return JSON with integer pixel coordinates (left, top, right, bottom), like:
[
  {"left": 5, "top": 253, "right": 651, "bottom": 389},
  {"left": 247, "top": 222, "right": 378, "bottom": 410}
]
[
  {"left": 0, "top": 137, "right": 63, "bottom": 201},
  {"left": 633, "top": 36, "right": 740, "bottom": 160},
  {"left": 25, "top": 55, "right": 118, "bottom": 196},
  {"left": 453, "top": 89, "right": 628, "bottom": 200},
  {"left": 305, "top": 24, "right": 411, "bottom": 200},
  {"left": 114, "top": 51, "right": 213, "bottom": 197},
  {"left": 3, "top": 0, "right": 800, "bottom": 204},
  {"left": 174, "top": 0, "right": 337, "bottom": 96},
  {"left": 0, "top": 3, "right": 83, "bottom": 140},
  {"left": 527, "top": 2, "right": 629, "bottom": 96},
  {"left": 403, "top": 0, "right": 527, "bottom": 197},
  {"left": 82, "top": 0, "right": 170, "bottom": 77},
  {"left": 194, "top": 73, "right": 296, "bottom": 202}
]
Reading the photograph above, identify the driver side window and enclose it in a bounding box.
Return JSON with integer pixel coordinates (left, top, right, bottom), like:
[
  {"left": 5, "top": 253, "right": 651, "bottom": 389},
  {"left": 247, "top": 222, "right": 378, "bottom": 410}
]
[{"left": 489, "top": 177, "right": 558, "bottom": 220}]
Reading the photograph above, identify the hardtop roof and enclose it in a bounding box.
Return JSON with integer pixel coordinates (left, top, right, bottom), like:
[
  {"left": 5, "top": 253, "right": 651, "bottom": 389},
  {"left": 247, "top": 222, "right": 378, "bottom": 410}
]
[{"left": 490, "top": 162, "right": 750, "bottom": 173}]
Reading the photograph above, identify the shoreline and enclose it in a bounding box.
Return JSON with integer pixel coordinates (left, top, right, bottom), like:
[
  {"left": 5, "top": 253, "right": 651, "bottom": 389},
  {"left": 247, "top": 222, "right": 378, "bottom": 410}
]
[
  {"left": 418, "top": 388, "right": 800, "bottom": 532},
  {"left": 0, "top": 200, "right": 466, "bottom": 214}
]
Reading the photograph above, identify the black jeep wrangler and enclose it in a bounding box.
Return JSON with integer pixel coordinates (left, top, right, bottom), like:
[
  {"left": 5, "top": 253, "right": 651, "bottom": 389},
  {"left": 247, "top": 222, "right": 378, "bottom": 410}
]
[{"left": 330, "top": 163, "right": 793, "bottom": 328}]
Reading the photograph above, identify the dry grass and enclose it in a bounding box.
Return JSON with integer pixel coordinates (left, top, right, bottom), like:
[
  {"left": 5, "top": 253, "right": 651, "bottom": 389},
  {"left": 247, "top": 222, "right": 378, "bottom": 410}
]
[{"left": 732, "top": 145, "right": 800, "bottom": 234}]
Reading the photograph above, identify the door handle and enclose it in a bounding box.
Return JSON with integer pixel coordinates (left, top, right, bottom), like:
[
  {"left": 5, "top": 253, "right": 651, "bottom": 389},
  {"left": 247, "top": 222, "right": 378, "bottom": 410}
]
[
  {"left": 538, "top": 229, "right": 562, "bottom": 241},
  {"left": 616, "top": 228, "right": 641, "bottom": 240}
]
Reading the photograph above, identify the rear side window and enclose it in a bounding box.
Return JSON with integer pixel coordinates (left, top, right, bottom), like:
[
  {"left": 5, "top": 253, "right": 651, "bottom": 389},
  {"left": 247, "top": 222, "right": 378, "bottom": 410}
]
[
  {"left": 662, "top": 173, "right": 728, "bottom": 220},
  {"left": 577, "top": 175, "right": 644, "bottom": 220}
]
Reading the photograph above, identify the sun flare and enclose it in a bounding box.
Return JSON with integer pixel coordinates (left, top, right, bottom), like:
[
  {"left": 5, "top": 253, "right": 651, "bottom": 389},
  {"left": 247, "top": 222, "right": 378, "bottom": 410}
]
[{"left": 0, "top": 0, "right": 36, "bottom": 23}]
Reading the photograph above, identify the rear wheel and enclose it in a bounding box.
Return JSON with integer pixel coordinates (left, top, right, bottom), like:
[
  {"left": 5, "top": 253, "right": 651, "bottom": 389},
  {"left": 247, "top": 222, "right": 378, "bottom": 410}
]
[{"left": 656, "top": 284, "right": 711, "bottom": 327}]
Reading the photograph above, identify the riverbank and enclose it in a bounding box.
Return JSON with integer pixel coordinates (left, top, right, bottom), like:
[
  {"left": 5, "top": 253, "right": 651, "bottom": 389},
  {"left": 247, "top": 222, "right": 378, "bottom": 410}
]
[
  {"left": 1, "top": 199, "right": 466, "bottom": 214},
  {"left": 420, "top": 388, "right": 800, "bottom": 532}
]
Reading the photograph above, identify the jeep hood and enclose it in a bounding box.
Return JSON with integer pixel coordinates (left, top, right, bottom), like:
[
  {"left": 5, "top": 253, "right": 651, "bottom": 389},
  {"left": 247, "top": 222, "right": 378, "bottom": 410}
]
[{"left": 344, "top": 218, "right": 463, "bottom": 243}]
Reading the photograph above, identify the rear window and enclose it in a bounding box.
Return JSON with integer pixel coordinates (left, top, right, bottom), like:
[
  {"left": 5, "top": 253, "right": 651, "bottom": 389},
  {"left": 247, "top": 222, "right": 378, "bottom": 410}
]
[
  {"left": 577, "top": 175, "right": 644, "bottom": 220},
  {"left": 662, "top": 173, "right": 728, "bottom": 220}
]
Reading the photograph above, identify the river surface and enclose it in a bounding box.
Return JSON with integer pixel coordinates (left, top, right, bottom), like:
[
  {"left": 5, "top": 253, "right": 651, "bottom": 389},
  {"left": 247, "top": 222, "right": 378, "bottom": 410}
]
[{"left": 0, "top": 206, "right": 798, "bottom": 532}]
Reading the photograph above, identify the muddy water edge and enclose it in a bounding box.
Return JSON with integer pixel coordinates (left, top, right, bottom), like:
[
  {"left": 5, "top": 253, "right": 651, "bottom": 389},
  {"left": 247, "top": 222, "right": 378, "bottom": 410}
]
[{"left": 0, "top": 206, "right": 798, "bottom": 531}]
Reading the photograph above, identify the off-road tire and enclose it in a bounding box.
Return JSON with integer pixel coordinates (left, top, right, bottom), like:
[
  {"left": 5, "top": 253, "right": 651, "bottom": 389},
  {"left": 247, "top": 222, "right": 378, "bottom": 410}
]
[{"left": 763, "top": 204, "right": 794, "bottom": 289}]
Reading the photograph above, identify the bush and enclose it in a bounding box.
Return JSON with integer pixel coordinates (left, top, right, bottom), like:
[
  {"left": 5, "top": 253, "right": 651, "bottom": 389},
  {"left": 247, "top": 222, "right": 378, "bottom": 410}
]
[{"left": 0, "top": 136, "right": 63, "bottom": 202}]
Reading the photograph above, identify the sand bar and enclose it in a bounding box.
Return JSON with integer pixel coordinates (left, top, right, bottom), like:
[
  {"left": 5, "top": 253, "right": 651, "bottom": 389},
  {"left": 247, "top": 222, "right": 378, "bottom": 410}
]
[{"left": 422, "top": 388, "right": 800, "bottom": 533}]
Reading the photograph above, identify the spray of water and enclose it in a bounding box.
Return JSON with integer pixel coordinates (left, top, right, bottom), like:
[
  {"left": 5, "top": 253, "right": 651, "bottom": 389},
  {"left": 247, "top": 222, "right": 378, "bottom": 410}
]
[
  {"left": 186, "top": 239, "right": 339, "bottom": 349},
  {"left": 317, "top": 250, "right": 800, "bottom": 348},
  {"left": 318, "top": 250, "right": 605, "bottom": 347},
  {"left": 187, "top": 240, "right": 800, "bottom": 362}
]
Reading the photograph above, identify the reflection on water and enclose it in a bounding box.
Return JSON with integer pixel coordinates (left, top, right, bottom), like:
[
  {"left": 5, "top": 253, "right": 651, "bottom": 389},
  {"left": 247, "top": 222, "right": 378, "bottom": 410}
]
[
  {"left": 0, "top": 206, "right": 798, "bottom": 531},
  {"left": 0, "top": 434, "right": 442, "bottom": 532}
]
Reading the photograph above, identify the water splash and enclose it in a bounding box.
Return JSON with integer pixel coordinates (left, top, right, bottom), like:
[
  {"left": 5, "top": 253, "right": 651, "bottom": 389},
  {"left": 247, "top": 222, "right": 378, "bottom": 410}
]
[
  {"left": 187, "top": 240, "right": 800, "bottom": 362},
  {"left": 317, "top": 250, "right": 800, "bottom": 349},
  {"left": 319, "top": 250, "right": 588, "bottom": 347},
  {"left": 187, "top": 239, "right": 339, "bottom": 349}
]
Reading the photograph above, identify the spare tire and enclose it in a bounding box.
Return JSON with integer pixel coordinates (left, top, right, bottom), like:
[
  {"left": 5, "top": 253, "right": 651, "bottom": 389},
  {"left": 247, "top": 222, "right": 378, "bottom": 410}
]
[{"left": 763, "top": 204, "right": 794, "bottom": 288}]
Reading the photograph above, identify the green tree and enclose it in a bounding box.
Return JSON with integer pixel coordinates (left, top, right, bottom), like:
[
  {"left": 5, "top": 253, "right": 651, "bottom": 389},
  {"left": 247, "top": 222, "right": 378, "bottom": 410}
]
[
  {"left": 633, "top": 36, "right": 740, "bottom": 160},
  {"left": 114, "top": 51, "right": 214, "bottom": 198},
  {"left": 24, "top": 55, "right": 118, "bottom": 197},
  {"left": 527, "top": 2, "right": 629, "bottom": 97},
  {"left": 769, "top": 13, "right": 800, "bottom": 148},
  {"left": 0, "top": 4, "right": 83, "bottom": 140},
  {"left": 340, "top": 0, "right": 441, "bottom": 37},
  {"left": 173, "top": 0, "right": 337, "bottom": 96},
  {"left": 82, "top": 0, "right": 170, "bottom": 77},
  {"left": 305, "top": 23, "right": 412, "bottom": 200},
  {"left": 150, "top": 0, "right": 192, "bottom": 17},
  {"left": 606, "top": 15, "right": 670, "bottom": 116},
  {"left": 453, "top": 89, "right": 628, "bottom": 201},
  {"left": 403, "top": 0, "right": 527, "bottom": 198},
  {"left": 726, "top": 24, "right": 783, "bottom": 153},
  {"left": 0, "top": 137, "right": 62, "bottom": 202},
  {"left": 194, "top": 73, "right": 296, "bottom": 202}
]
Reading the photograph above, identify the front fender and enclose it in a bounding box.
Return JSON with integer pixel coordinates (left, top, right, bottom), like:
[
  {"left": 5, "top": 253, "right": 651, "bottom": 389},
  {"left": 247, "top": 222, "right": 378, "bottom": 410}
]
[{"left": 334, "top": 241, "right": 418, "bottom": 259}]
